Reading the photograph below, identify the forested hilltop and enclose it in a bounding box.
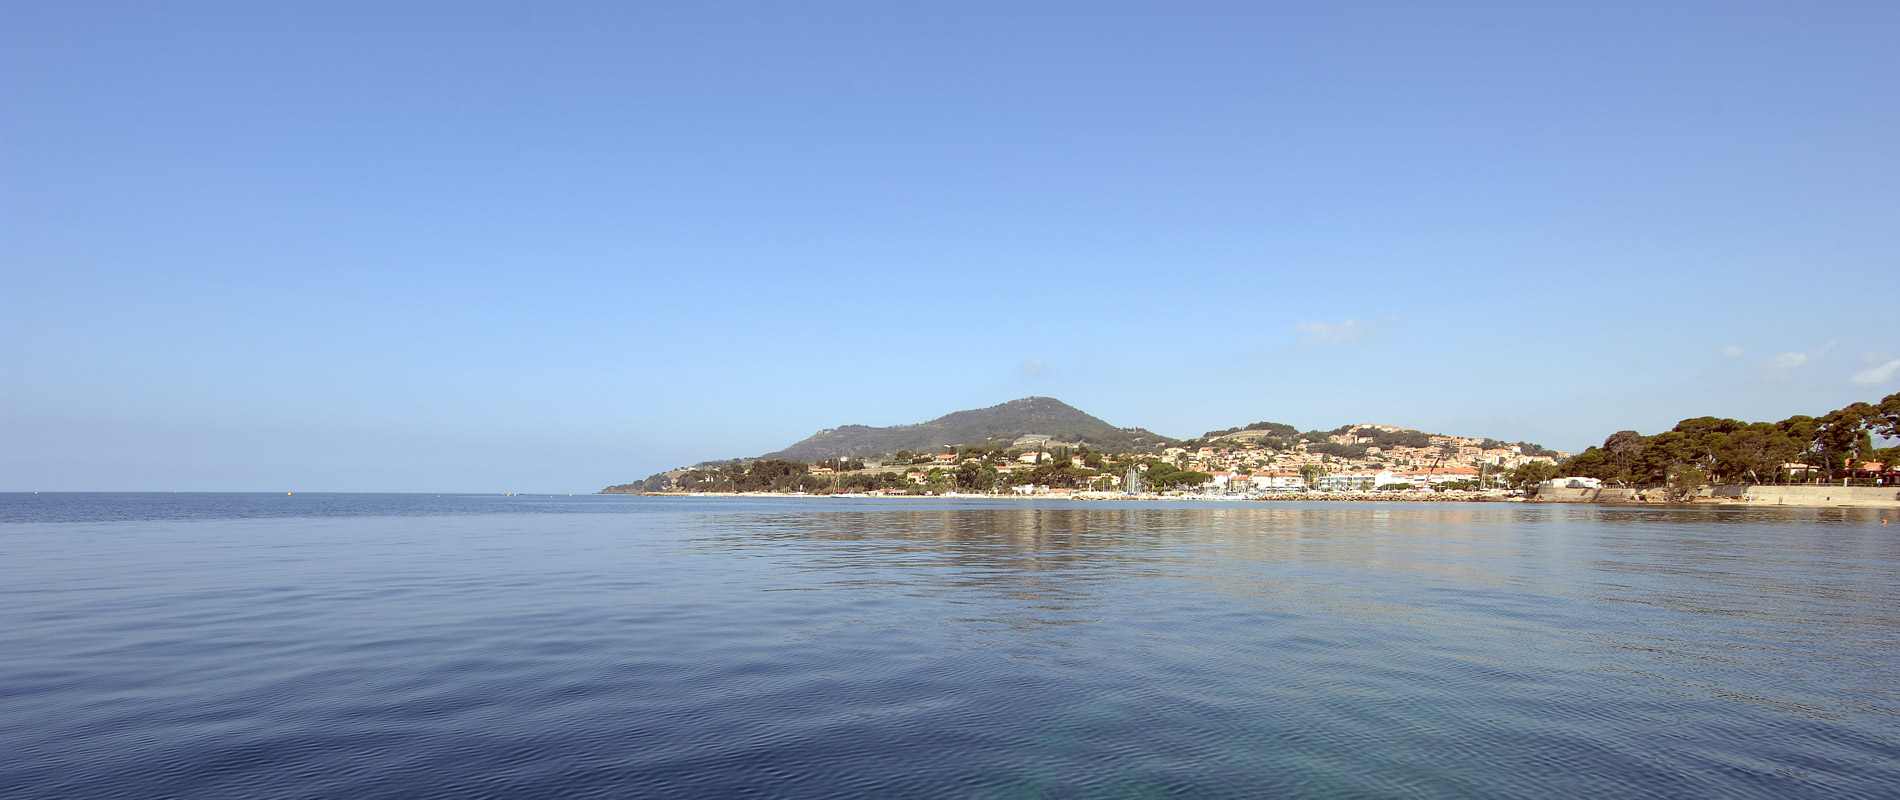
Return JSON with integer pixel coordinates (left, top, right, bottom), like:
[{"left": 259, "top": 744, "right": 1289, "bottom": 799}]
[
  {"left": 1538, "top": 392, "right": 1900, "bottom": 496},
  {"left": 757, "top": 397, "right": 1172, "bottom": 462}
]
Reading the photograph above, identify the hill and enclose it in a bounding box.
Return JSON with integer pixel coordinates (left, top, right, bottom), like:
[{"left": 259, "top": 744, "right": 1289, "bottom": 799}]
[{"left": 760, "top": 397, "right": 1174, "bottom": 461}]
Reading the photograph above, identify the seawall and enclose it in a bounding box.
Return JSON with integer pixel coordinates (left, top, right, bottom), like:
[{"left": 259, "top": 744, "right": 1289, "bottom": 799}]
[
  {"left": 1533, "top": 485, "right": 1900, "bottom": 508},
  {"left": 1741, "top": 485, "right": 1900, "bottom": 508}
]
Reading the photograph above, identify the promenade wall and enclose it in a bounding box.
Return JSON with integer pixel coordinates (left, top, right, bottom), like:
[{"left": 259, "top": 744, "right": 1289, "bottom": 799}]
[
  {"left": 1742, "top": 485, "right": 1900, "bottom": 508},
  {"left": 1533, "top": 484, "right": 1900, "bottom": 508}
]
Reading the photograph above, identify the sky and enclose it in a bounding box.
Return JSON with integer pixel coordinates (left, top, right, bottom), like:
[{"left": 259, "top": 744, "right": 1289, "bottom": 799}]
[{"left": 3, "top": 1, "right": 1896, "bottom": 492}]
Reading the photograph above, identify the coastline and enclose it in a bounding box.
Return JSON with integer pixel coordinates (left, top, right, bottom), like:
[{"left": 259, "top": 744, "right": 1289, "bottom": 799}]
[
  {"left": 606, "top": 488, "right": 1898, "bottom": 509},
  {"left": 1531, "top": 484, "right": 1900, "bottom": 509},
  {"left": 610, "top": 490, "right": 1520, "bottom": 502}
]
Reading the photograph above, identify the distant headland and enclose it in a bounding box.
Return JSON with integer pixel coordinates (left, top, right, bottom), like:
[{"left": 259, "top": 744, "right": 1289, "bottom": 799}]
[
  {"left": 602, "top": 394, "right": 1900, "bottom": 507},
  {"left": 603, "top": 396, "right": 1561, "bottom": 497}
]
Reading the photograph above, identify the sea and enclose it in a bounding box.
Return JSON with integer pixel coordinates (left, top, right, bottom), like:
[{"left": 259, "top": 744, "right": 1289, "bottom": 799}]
[{"left": 3, "top": 493, "right": 1897, "bottom": 799}]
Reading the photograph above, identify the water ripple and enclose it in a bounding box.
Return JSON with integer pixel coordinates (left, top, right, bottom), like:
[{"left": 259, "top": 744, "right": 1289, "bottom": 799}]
[{"left": 4, "top": 495, "right": 1899, "bottom": 797}]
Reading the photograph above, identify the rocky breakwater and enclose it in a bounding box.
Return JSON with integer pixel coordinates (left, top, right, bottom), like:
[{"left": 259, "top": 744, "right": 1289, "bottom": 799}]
[{"left": 1533, "top": 486, "right": 1666, "bottom": 504}]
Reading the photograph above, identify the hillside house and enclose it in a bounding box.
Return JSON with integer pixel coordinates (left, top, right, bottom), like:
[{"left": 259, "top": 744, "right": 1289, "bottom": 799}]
[
  {"left": 1250, "top": 471, "right": 1306, "bottom": 490},
  {"left": 1317, "top": 471, "right": 1397, "bottom": 491}
]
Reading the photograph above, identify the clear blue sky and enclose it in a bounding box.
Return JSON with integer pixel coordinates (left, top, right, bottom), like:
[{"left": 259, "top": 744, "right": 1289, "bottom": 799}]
[{"left": 4, "top": 2, "right": 1895, "bottom": 492}]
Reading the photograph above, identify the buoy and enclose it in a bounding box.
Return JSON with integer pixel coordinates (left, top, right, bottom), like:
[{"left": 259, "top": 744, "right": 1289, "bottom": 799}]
[{"left": 287, "top": 492, "right": 292, "bottom": 496}]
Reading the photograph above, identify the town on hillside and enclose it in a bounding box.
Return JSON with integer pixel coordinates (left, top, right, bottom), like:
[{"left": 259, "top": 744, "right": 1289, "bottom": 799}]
[
  {"left": 1159, "top": 424, "right": 1568, "bottom": 493},
  {"left": 606, "top": 393, "right": 1899, "bottom": 500},
  {"left": 607, "top": 423, "right": 1571, "bottom": 497}
]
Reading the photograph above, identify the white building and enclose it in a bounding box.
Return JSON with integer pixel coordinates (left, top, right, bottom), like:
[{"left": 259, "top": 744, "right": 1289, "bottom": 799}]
[
  {"left": 1316, "top": 471, "right": 1399, "bottom": 491},
  {"left": 1249, "top": 471, "right": 1307, "bottom": 490},
  {"left": 1542, "top": 476, "right": 1602, "bottom": 490}
]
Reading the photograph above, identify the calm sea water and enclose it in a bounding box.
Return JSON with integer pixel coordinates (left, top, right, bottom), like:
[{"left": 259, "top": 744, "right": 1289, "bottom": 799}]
[{"left": 3, "top": 494, "right": 1897, "bottom": 799}]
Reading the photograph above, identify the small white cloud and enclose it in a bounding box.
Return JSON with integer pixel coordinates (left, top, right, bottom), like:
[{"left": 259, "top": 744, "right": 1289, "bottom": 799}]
[
  {"left": 1294, "top": 318, "right": 1376, "bottom": 346},
  {"left": 1721, "top": 345, "right": 1746, "bottom": 357},
  {"left": 1850, "top": 358, "right": 1900, "bottom": 387},
  {"left": 1863, "top": 351, "right": 1894, "bottom": 364},
  {"left": 1766, "top": 352, "right": 1812, "bottom": 370},
  {"left": 1754, "top": 341, "right": 1835, "bottom": 381},
  {"left": 1018, "top": 357, "right": 1049, "bottom": 378}
]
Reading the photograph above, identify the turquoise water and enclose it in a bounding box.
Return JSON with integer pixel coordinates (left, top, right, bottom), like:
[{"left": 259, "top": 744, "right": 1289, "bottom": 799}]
[{"left": 3, "top": 494, "right": 1897, "bottom": 798}]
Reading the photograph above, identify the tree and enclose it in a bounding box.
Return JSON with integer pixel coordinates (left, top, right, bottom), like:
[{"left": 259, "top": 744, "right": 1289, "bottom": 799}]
[
  {"left": 1507, "top": 461, "right": 1558, "bottom": 492},
  {"left": 1309, "top": 442, "right": 1369, "bottom": 459},
  {"left": 1149, "top": 469, "right": 1211, "bottom": 489},
  {"left": 1815, "top": 403, "right": 1875, "bottom": 480},
  {"left": 1719, "top": 423, "right": 1797, "bottom": 485},
  {"left": 1557, "top": 447, "right": 1614, "bottom": 482},
  {"left": 954, "top": 461, "right": 998, "bottom": 492},
  {"left": 1364, "top": 429, "right": 1430, "bottom": 449},
  {"left": 1633, "top": 431, "right": 1695, "bottom": 485},
  {"left": 1874, "top": 393, "right": 1900, "bottom": 438},
  {"left": 1245, "top": 421, "right": 1299, "bottom": 436},
  {"left": 922, "top": 470, "right": 954, "bottom": 494},
  {"left": 960, "top": 445, "right": 1000, "bottom": 461},
  {"left": 1603, "top": 430, "right": 1644, "bottom": 486},
  {"left": 1778, "top": 415, "right": 1821, "bottom": 481},
  {"left": 1667, "top": 465, "right": 1708, "bottom": 502}
]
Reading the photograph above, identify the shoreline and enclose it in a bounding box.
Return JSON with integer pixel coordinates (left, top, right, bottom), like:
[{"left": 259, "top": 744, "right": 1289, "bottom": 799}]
[
  {"left": 1533, "top": 484, "right": 1900, "bottom": 509},
  {"left": 604, "top": 489, "right": 1897, "bottom": 510},
  {"left": 609, "top": 490, "right": 1520, "bottom": 502}
]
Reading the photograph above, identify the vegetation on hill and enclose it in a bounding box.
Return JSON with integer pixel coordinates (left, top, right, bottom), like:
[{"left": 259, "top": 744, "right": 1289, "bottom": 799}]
[
  {"left": 1189, "top": 423, "right": 1556, "bottom": 461},
  {"left": 758, "top": 397, "right": 1173, "bottom": 462},
  {"left": 1306, "top": 442, "right": 1370, "bottom": 459},
  {"left": 1203, "top": 421, "right": 1300, "bottom": 438},
  {"left": 1555, "top": 393, "right": 1900, "bottom": 489},
  {"left": 605, "top": 444, "right": 1211, "bottom": 495},
  {"left": 598, "top": 397, "right": 1620, "bottom": 496},
  {"left": 601, "top": 394, "right": 1900, "bottom": 497}
]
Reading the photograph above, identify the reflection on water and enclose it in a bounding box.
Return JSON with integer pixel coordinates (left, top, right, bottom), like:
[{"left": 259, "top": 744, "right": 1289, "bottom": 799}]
[
  {"left": 679, "top": 501, "right": 1900, "bottom": 794},
  {"left": 4, "top": 496, "right": 1899, "bottom": 799},
  {"left": 688, "top": 502, "right": 1900, "bottom": 638}
]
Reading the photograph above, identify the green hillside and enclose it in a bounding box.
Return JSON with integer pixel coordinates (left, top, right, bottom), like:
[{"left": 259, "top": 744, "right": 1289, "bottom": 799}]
[{"left": 761, "top": 397, "right": 1174, "bottom": 461}]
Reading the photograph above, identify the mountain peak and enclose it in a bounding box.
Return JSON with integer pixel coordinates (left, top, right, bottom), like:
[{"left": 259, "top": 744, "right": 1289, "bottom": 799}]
[{"left": 758, "top": 398, "right": 1174, "bottom": 461}]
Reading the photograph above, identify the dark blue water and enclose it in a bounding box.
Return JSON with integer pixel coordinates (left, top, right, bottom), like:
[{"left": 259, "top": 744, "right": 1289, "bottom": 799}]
[{"left": 4, "top": 494, "right": 1897, "bottom": 798}]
